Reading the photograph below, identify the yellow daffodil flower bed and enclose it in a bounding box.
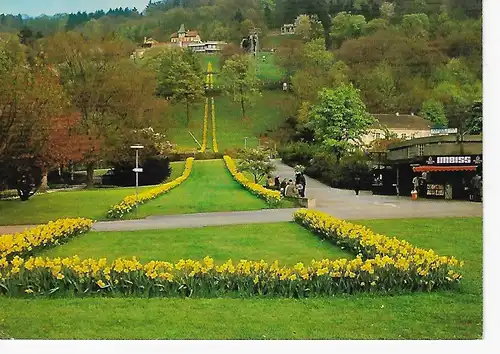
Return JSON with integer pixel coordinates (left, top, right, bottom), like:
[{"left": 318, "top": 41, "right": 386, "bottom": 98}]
[
  {"left": 106, "top": 157, "right": 194, "bottom": 219},
  {"left": 211, "top": 97, "right": 219, "bottom": 153},
  {"left": 223, "top": 155, "right": 282, "bottom": 205},
  {"left": 293, "top": 209, "right": 463, "bottom": 292},
  {"left": 200, "top": 98, "right": 209, "bottom": 152},
  {"left": 0, "top": 209, "right": 463, "bottom": 298},
  {"left": 0, "top": 218, "right": 93, "bottom": 261}
]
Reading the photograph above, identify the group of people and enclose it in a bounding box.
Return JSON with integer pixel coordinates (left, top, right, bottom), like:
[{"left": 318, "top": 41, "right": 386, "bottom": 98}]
[
  {"left": 265, "top": 171, "right": 306, "bottom": 198},
  {"left": 412, "top": 172, "right": 483, "bottom": 202}
]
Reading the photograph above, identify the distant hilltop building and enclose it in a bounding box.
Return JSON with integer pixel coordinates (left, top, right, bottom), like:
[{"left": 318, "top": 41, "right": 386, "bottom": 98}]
[
  {"left": 142, "top": 37, "right": 160, "bottom": 48},
  {"left": 133, "top": 24, "right": 226, "bottom": 58},
  {"left": 188, "top": 41, "right": 226, "bottom": 53},
  {"left": 281, "top": 23, "right": 296, "bottom": 35},
  {"left": 170, "top": 24, "right": 201, "bottom": 47}
]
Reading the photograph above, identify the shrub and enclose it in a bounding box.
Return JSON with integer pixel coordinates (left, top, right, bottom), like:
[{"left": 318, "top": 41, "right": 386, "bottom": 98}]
[
  {"left": 280, "top": 143, "right": 372, "bottom": 190},
  {"left": 47, "top": 171, "right": 87, "bottom": 185},
  {"left": 102, "top": 158, "right": 172, "bottom": 187},
  {"left": 279, "top": 142, "right": 318, "bottom": 166}
]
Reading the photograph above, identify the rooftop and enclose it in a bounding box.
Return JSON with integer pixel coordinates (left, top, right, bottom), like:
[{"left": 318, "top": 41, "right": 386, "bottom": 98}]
[
  {"left": 388, "top": 134, "right": 482, "bottom": 150},
  {"left": 371, "top": 114, "right": 433, "bottom": 130}
]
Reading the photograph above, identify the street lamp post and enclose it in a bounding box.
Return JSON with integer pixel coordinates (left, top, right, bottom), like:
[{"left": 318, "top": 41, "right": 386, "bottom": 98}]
[{"left": 130, "top": 144, "right": 144, "bottom": 217}]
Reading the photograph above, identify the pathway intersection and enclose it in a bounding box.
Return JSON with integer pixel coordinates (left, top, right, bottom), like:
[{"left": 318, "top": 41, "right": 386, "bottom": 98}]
[{"left": 0, "top": 159, "right": 482, "bottom": 234}]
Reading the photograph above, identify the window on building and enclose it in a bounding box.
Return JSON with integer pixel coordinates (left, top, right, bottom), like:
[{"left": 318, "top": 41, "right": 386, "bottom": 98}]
[
  {"left": 401, "top": 133, "right": 407, "bottom": 139},
  {"left": 417, "top": 144, "right": 425, "bottom": 156},
  {"left": 411, "top": 133, "right": 417, "bottom": 139},
  {"left": 374, "top": 132, "right": 381, "bottom": 139}
]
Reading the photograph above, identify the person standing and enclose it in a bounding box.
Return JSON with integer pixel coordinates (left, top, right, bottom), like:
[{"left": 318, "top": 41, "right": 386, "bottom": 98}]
[
  {"left": 295, "top": 172, "right": 306, "bottom": 197},
  {"left": 279, "top": 179, "right": 288, "bottom": 196},
  {"left": 354, "top": 176, "right": 361, "bottom": 196},
  {"left": 412, "top": 175, "right": 419, "bottom": 196},
  {"left": 471, "top": 174, "right": 481, "bottom": 202},
  {"left": 274, "top": 175, "right": 280, "bottom": 190}
]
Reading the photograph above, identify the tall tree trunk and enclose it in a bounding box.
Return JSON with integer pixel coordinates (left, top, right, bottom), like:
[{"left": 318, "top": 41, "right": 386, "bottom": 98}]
[
  {"left": 317, "top": 12, "right": 333, "bottom": 50},
  {"left": 86, "top": 162, "right": 95, "bottom": 189},
  {"left": 39, "top": 167, "right": 49, "bottom": 192}
]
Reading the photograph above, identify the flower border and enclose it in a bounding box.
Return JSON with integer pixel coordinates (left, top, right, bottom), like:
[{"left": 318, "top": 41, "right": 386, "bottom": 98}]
[
  {"left": 106, "top": 158, "right": 194, "bottom": 219},
  {"left": 0, "top": 209, "right": 463, "bottom": 298},
  {"left": 223, "top": 155, "right": 282, "bottom": 205},
  {"left": 0, "top": 218, "right": 93, "bottom": 261}
]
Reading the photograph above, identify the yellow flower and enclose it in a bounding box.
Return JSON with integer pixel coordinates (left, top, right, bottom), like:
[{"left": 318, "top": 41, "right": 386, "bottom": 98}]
[
  {"left": 56, "top": 273, "right": 65, "bottom": 280},
  {"left": 253, "top": 275, "right": 259, "bottom": 284},
  {"left": 24, "top": 289, "right": 34, "bottom": 294},
  {"left": 96, "top": 280, "right": 106, "bottom": 288}
]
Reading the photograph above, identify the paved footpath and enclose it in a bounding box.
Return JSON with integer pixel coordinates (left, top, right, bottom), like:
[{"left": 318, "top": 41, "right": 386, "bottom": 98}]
[
  {"left": 92, "top": 209, "right": 300, "bottom": 232},
  {"left": 272, "top": 159, "right": 483, "bottom": 220},
  {"left": 1, "top": 160, "right": 482, "bottom": 233}
]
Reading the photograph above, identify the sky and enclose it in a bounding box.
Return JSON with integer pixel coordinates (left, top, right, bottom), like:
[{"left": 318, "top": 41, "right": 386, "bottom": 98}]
[{"left": 0, "top": 0, "right": 151, "bottom": 17}]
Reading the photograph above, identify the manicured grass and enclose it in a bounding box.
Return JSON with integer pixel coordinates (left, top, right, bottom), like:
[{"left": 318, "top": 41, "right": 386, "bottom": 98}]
[
  {"left": 0, "top": 294, "right": 480, "bottom": 339},
  {"left": 127, "top": 159, "right": 269, "bottom": 217},
  {"left": 0, "top": 217, "right": 482, "bottom": 339},
  {"left": 162, "top": 91, "right": 294, "bottom": 151},
  {"left": 42, "top": 222, "right": 352, "bottom": 264},
  {"left": 0, "top": 187, "right": 149, "bottom": 226},
  {"left": 253, "top": 52, "right": 285, "bottom": 82},
  {"left": 0, "top": 162, "right": 186, "bottom": 226}
]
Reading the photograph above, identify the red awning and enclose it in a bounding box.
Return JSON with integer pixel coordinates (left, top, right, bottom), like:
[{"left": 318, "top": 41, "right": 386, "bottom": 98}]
[{"left": 413, "top": 165, "right": 478, "bottom": 172}]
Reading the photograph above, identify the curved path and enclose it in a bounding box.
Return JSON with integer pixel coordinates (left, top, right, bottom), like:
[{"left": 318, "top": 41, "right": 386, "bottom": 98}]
[{"left": 272, "top": 159, "right": 482, "bottom": 220}]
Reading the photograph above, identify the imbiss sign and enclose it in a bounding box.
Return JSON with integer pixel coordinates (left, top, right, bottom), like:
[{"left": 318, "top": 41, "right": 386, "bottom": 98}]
[{"left": 426, "top": 156, "right": 482, "bottom": 165}]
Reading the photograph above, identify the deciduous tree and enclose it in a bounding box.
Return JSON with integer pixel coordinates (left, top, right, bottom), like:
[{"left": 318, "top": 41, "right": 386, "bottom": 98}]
[
  {"left": 43, "top": 32, "right": 160, "bottom": 187},
  {"left": 306, "top": 84, "right": 375, "bottom": 161},
  {"left": 220, "top": 54, "right": 261, "bottom": 118},
  {"left": 419, "top": 99, "right": 447, "bottom": 127},
  {"left": 237, "top": 147, "right": 276, "bottom": 183},
  {"left": 149, "top": 48, "right": 204, "bottom": 126}
]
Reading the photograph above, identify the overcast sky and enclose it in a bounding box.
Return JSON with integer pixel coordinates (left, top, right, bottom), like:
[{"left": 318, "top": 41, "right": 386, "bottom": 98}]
[{"left": 1, "top": 0, "right": 151, "bottom": 16}]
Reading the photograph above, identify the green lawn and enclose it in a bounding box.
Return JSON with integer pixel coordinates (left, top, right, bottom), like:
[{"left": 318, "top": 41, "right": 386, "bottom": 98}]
[
  {"left": 0, "top": 161, "right": 186, "bottom": 226},
  {"left": 162, "top": 91, "right": 294, "bottom": 151},
  {"left": 42, "top": 222, "right": 352, "bottom": 264},
  {"left": 126, "top": 159, "right": 270, "bottom": 217},
  {"left": 0, "top": 217, "right": 482, "bottom": 339}
]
